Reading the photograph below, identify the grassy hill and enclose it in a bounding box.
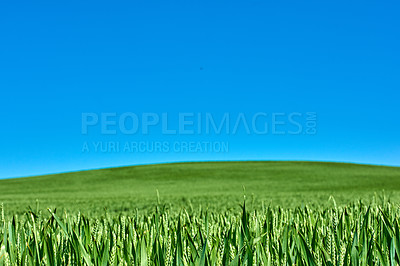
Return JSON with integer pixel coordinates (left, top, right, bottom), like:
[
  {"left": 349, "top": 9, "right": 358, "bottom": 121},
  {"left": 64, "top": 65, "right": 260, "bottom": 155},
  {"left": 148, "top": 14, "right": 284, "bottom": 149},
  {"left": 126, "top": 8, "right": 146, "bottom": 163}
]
[{"left": 1, "top": 161, "right": 400, "bottom": 214}]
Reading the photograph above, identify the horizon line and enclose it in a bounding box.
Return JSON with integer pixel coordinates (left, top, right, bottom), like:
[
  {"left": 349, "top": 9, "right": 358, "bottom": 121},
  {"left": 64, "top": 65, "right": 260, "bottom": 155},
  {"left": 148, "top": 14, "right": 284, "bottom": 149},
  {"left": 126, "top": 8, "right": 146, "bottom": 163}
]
[{"left": 2, "top": 159, "right": 400, "bottom": 180}]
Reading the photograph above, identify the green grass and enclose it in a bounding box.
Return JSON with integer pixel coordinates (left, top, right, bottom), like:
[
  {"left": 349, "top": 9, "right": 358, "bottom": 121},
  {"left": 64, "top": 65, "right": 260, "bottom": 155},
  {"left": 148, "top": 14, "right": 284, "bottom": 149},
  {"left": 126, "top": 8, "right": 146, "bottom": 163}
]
[
  {"left": 1, "top": 161, "right": 400, "bottom": 214},
  {"left": 1, "top": 161, "right": 400, "bottom": 264},
  {"left": 1, "top": 197, "right": 400, "bottom": 265}
]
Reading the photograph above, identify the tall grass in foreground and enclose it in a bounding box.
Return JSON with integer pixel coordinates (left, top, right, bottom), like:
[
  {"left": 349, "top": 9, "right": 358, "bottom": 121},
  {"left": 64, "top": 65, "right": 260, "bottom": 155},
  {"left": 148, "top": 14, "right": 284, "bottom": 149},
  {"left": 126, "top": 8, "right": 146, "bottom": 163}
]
[{"left": 0, "top": 199, "right": 400, "bottom": 265}]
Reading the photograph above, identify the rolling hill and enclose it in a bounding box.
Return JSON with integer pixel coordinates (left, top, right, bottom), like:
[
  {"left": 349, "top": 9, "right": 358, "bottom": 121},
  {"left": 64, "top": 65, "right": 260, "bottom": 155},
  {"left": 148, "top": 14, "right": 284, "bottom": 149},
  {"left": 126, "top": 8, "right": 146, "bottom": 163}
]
[{"left": 1, "top": 161, "right": 400, "bottom": 214}]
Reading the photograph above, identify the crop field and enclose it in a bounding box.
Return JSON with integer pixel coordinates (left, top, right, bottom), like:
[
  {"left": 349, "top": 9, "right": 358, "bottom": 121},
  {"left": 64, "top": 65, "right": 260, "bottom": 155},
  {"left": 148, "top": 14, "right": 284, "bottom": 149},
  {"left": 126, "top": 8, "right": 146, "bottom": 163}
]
[{"left": 1, "top": 161, "right": 400, "bottom": 264}]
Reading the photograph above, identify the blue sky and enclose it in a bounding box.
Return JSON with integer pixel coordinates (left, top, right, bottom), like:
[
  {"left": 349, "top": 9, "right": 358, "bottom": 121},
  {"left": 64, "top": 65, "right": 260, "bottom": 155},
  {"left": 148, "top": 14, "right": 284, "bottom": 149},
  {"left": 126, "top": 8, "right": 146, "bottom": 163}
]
[{"left": 1, "top": 0, "right": 399, "bottom": 178}]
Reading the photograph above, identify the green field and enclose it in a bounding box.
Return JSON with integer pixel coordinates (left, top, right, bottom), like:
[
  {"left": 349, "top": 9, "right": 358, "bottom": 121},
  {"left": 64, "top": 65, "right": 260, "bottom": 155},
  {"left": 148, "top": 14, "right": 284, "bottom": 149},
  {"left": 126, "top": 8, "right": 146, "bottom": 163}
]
[
  {"left": 1, "top": 161, "right": 400, "bottom": 264},
  {"left": 1, "top": 161, "right": 400, "bottom": 214}
]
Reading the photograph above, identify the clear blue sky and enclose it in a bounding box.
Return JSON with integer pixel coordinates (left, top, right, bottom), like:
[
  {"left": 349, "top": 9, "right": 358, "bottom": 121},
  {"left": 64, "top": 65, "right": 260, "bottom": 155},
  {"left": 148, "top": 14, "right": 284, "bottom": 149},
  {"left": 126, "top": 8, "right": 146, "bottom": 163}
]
[{"left": 1, "top": 0, "right": 399, "bottom": 178}]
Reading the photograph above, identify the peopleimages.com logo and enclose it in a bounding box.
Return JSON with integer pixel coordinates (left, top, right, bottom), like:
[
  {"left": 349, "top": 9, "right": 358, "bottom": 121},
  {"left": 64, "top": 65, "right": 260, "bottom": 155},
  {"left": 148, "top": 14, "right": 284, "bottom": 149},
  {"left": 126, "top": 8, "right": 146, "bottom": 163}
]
[
  {"left": 80, "top": 112, "right": 317, "bottom": 153},
  {"left": 82, "top": 112, "right": 317, "bottom": 135}
]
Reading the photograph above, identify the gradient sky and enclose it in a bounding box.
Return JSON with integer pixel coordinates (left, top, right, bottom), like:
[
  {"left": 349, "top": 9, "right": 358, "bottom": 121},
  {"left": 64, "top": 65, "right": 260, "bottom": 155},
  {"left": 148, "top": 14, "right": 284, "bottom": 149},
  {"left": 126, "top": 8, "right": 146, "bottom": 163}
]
[{"left": 1, "top": 0, "right": 399, "bottom": 179}]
